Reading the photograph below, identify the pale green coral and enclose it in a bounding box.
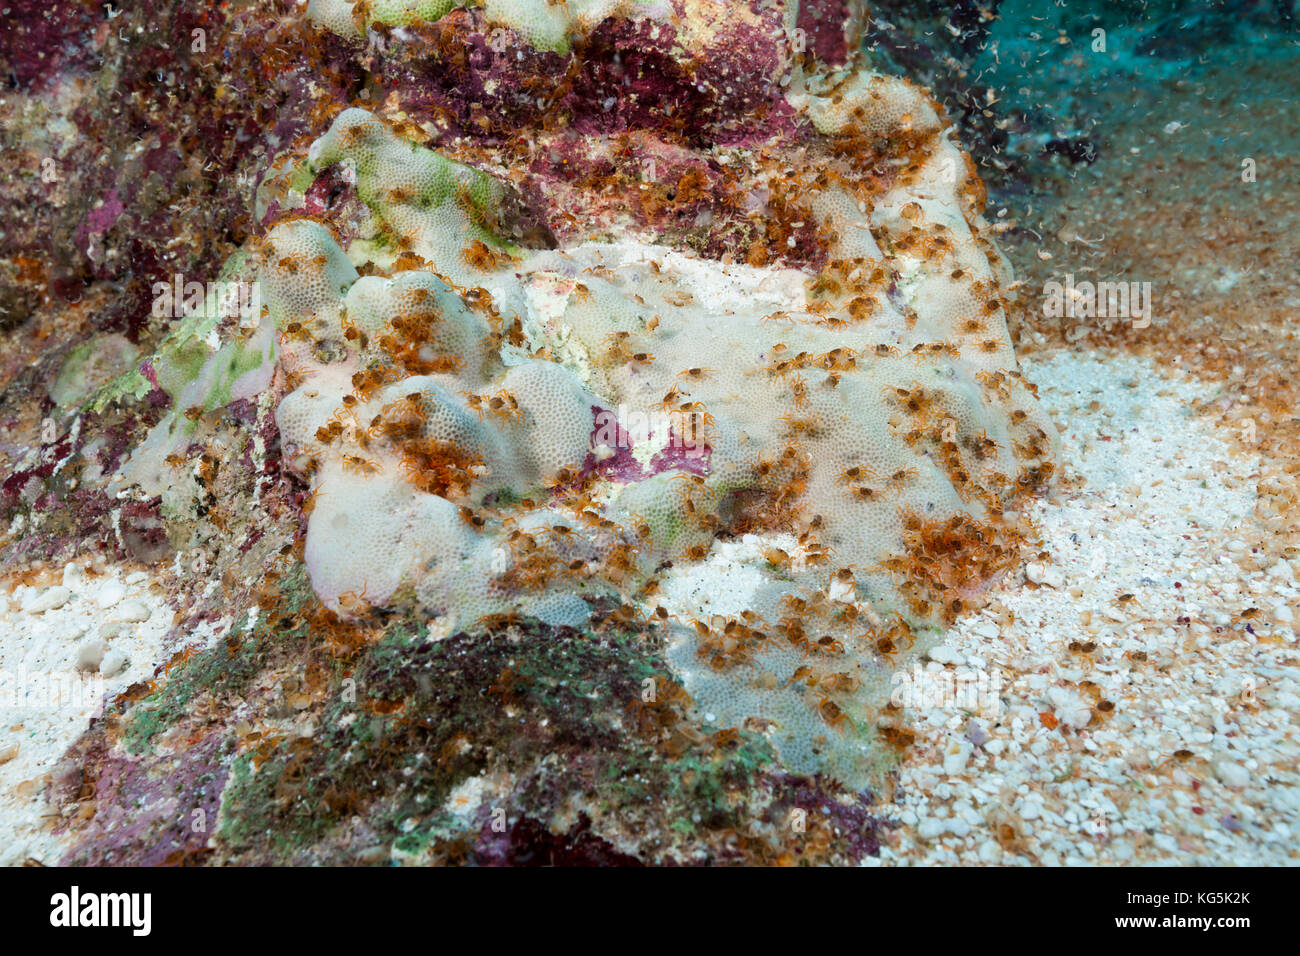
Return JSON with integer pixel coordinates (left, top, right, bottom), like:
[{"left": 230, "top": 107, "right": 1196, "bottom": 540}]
[
  {"left": 306, "top": 108, "right": 518, "bottom": 285},
  {"left": 52, "top": 334, "right": 141, "bottom": 412}
]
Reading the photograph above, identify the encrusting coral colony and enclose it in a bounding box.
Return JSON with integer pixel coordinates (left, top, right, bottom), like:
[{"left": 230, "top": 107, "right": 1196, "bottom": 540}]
[{"left": 1, "top": 0, "right": 1062, "bottom": 863}]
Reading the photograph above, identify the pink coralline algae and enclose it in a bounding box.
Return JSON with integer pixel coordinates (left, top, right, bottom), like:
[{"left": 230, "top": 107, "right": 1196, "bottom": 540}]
[{"left": 580, "top": 406, "right": 711, "bottom": 485}]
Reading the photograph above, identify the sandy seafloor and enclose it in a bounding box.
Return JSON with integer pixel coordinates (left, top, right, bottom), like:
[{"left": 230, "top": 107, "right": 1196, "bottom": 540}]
[
  {"left": 3, "top": 345, "right": 1295, "bottom": 866},
  {"left": 878, "top": 351, "right": 1298, "bottom": 865}
]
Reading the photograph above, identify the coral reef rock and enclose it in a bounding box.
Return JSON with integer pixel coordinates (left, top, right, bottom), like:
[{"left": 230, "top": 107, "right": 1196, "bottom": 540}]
[
  {"left": 8, "top": 0, "right": 1057, "bottom": 813},
  {"left": 111, "top": 0, "right": 1057, "bottom": 787}
]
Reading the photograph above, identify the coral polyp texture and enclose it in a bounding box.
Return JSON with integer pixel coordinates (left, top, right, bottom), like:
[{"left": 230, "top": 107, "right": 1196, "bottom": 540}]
[{"left": 97, "top": 0, "right": 1058, "bottom": 788}]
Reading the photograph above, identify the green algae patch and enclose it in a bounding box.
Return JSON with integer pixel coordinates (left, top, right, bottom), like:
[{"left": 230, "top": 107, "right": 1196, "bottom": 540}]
[
  {"left": 199, "top": 333, "right": 274, "bottom": 411},
  {"left": 50, "top": 335, "right": 141, "bottom": 411},
  {"left": 214, "top": 614, "right": 774, "bottom": 863},
  {"left": 603, "top": 729, "right": 776, "bottom": 835},
  {"left": 366, "top": 0, "right": 464, "bottom": 31},
  {"left": 89, "top": 250, "right": 267, "bottom": 415},
  {"left": 121, "top": 564, "right": 319, "bottom": 755},
  {"left": 217, "top": 618, "right": 658, "bottom": 855}
]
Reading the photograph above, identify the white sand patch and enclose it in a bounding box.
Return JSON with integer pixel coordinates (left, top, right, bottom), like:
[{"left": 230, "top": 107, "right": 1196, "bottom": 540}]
[
  {"left": 656, "top": 532, "right": 801, "bottom": 621},
  {"left": 560, "top": 239, "right": 809, "bottom": 317},
  {"left": 872, "top": 351, "right": 1299, "bottom": 866},
  {"left": 0, "top": 562, "right": 173, "bottom": 866}
]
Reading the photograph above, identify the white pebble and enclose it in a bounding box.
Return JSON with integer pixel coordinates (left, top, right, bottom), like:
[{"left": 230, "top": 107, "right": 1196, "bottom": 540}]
[
  {"left": 112, "top": 599, "right": 152, "bottom": 623},
  {"left": 1214, "top": 759, "right": 1250, "bottom": 789},
  {"left": 928, "top": 646, "right": 963, "bottom": 665},
  {"left": 917, "top": 817, "right": 946, "bottom": 840},
  {"left": 95, "top": 580, "right": 127, "bottom": 609},
  {"left": 75, "top": 639, "right": 107, "bottom": 673},
  {"left": 24, "top": 586, "right": 71, "bottom": 614},
  {"left": 943, "top": 739, "right": 973, "bottom": 775},
  {"left": 1047, "top": 686, "right": 1092, "bottom": 729},
  {"left": 1026, "top": 562, "right": 1066, "bottom": 588},
  {"left": 100, "top": 649, "right": 129, "bottom": 678}
]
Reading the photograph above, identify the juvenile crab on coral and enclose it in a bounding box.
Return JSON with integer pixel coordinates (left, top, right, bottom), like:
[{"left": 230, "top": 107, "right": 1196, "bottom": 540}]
[{"left": 122, "top": 0, "right": 1058, "bottom": 787}]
